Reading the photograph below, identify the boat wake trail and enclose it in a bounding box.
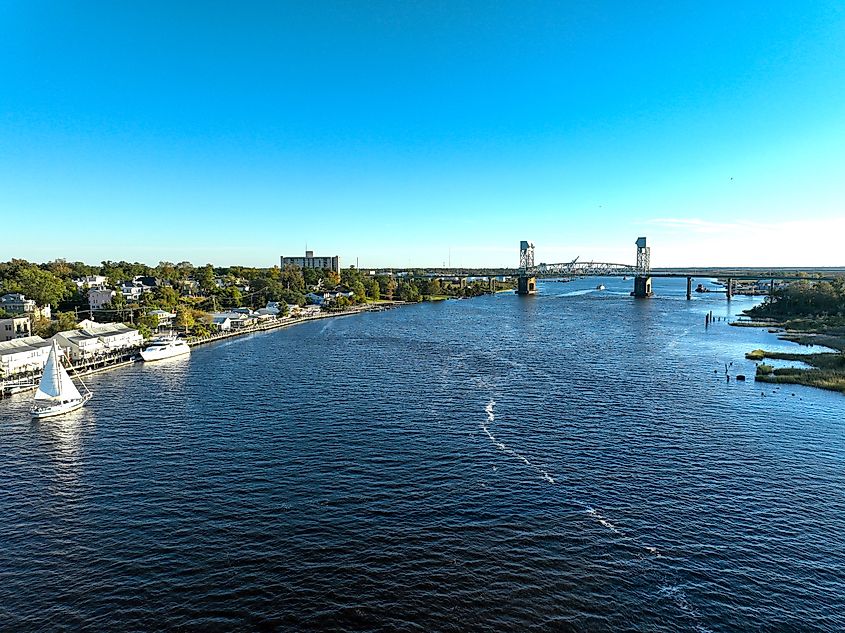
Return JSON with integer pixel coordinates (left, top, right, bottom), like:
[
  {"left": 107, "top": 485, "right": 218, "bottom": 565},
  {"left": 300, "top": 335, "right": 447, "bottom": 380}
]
[
  {"left": 586, "top": 507, "right": 621, "bottom": 534},
  {"left": 478, "top": 397, "right": 708, "bottom": 627},
  {"left": 482, "top": 399, "right": 555, "bottom": 483},
  {"left": 480, "top": 398, "right": 658, "bottom": 553}
]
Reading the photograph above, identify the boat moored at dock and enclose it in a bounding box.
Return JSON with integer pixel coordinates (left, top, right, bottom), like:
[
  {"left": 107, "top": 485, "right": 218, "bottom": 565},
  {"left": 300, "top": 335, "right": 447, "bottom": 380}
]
[{"left": 140, "top": 335, "right": 191, "bottom": 362}]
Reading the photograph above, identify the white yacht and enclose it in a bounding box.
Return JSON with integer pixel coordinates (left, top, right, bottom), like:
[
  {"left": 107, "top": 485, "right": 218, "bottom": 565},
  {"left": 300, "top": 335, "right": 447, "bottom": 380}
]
[
  {"left": 140, "top": 334, "right": 191, "bottom": 362},
  {"left": 30, "top": 341, "right": 92, "bottom": 419}
]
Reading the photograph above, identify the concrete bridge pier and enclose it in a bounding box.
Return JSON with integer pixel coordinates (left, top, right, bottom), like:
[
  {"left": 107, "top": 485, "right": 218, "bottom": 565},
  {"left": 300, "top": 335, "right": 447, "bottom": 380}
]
[
  {"left": 517, "top": 275, "right": 537, "bottom": 295},
  {"left": 632, "top": 275, "right": 653, "bottom": 298},
  {"left": 726, "top": 278, "right": 733, "bottom": 300},
  {"left": 686, "top": 276, "right": 692, "bottom": 300}
]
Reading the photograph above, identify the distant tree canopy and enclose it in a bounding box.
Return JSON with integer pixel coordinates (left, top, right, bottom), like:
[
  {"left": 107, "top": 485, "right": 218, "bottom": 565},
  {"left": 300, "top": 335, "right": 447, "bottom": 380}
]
[
  {"left": 0, "top": 261, "right": 68, "bottom": 307},
  {"left": 749, "top": 279, "right": 845, "bottom": 319}
]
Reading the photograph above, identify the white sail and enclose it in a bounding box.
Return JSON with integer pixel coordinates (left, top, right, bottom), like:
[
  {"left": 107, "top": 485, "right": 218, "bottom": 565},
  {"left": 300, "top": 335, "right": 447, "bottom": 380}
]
[
  {"left": 34, "top": 342, "right": 82, "bottom": 402},
  {"left": 58, "top": 363, "right": 82, "bottom": 400}
]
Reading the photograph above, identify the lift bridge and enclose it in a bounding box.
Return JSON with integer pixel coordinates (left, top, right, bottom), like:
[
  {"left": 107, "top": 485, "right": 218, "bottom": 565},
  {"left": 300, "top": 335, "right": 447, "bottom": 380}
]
[{"left": 518, "top": 238, "right": 653, "bottom": 297}]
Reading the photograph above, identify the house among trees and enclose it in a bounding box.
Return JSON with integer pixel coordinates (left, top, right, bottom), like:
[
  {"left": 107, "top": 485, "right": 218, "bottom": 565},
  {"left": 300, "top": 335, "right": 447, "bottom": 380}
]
[
  {"left": 146, "top": 309, "right": 176, "bottom": 328},
  {"left": 0, "top": 293, "right": 51, "bottom": 320},
  {"left": 72, "top": 275, "right": 108, "bottom": 290},
  {"left": 88, "top": 288, "right": 116, "bottom": 310}
]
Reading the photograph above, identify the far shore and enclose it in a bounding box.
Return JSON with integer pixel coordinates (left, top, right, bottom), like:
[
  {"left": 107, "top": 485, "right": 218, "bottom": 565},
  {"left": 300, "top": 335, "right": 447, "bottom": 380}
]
[{"left": 735, "top": 313, "right": 845, "bottom": 395}]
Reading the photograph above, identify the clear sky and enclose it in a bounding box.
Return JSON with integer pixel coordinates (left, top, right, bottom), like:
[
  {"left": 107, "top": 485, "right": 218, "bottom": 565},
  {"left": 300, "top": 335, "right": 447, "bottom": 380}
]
[{"left": 2, "top": 1, "right": 844, "bottom": 268}]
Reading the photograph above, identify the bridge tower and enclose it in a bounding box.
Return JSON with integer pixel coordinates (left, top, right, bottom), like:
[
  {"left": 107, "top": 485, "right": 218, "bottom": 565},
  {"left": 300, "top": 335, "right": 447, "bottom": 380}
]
[
  {"left": 632, "top": 236, "right": 653, "bottom": 298},
  {"left": 517, "top": 240, "right": 537, "bottom": 295}
]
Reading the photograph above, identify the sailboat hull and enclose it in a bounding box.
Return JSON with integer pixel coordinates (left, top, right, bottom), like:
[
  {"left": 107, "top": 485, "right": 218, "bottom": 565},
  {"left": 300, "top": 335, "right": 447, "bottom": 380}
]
[{"left": 30, "top": 393, "right": 92, "bottom": 419}]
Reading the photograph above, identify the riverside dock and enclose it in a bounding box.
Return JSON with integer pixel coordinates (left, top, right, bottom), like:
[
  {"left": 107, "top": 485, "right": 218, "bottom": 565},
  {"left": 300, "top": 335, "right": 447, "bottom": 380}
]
[{"left": 0, "top": 302, "right": 404, "bottom": 399}]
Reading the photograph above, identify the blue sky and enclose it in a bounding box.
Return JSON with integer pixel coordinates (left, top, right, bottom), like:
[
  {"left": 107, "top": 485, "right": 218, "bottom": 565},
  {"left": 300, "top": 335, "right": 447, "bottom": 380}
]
[{"left": 1, "top": 1, "right": 844, "bottom": 267}]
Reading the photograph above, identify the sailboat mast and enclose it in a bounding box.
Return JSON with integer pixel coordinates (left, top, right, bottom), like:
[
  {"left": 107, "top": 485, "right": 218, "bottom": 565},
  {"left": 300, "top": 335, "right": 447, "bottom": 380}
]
[{"left": 54, "top": 341, "right": 62, "bottom": 397}]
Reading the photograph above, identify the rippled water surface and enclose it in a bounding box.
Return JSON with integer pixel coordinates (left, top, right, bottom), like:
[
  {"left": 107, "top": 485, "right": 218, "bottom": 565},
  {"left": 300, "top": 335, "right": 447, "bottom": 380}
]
[{"left": 2, "top": 278, "right": 844, "bottom": 631}]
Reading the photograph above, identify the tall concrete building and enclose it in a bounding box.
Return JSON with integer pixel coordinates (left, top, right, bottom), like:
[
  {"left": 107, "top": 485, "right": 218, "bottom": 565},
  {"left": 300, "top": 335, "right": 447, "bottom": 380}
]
[{"left": 281, "top": 251, "right": 340, "bottom": 273}]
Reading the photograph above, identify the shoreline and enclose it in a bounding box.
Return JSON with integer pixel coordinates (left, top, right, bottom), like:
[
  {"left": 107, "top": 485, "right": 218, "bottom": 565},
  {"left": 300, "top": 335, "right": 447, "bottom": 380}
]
[
  {"left": 735, "top": 314, "right": 845, "bottom": 396},
  {"left": 0, "top": 302, "right": 407, "bottom": 399}
]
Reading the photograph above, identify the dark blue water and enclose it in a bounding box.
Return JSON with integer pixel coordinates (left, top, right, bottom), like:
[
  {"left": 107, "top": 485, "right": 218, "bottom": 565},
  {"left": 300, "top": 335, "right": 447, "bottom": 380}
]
[{"left": 2, "top": 277, "right": 843, "bottom": 631}]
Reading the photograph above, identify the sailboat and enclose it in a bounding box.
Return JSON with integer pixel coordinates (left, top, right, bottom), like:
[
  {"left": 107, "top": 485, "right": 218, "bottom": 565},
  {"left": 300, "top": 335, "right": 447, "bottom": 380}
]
[{"left": 30, "top": 340, "right": 92, "bottom": 419}]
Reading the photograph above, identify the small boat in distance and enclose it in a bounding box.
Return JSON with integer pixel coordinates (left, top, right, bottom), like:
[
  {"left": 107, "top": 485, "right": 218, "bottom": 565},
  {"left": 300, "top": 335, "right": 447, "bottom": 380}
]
[
  {"left": 596, "top": 284, "right": 606, "bottom": 290},
  {"left": 140, "top": 334, "right": 191, "bottom": 362},
  {"left": 30, "top": 341, "right": 92, "bottom": 419}
]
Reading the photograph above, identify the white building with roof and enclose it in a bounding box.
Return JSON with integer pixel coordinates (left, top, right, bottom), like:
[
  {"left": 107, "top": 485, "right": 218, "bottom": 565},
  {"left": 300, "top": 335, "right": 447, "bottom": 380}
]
[
  {"left": 210, "top": 311, "right": 255, "bottom": 329},
  {"left": 73, "top": 275, "right": 108, "bottom": 290},
  {"left": 211, "top": 315, "right": 232, "bottom": 331},
  {"left": 88, "top": 288, "right": 116, "bottom": 310},
  {"left": 147, "top": 309, "right": 176, "bottom": 327},
  {"left": 52, "top": 322, "right": 143, "bottom": 360},
  {"left": 0, "top": 336, "right": 52, "bottom": 377}
]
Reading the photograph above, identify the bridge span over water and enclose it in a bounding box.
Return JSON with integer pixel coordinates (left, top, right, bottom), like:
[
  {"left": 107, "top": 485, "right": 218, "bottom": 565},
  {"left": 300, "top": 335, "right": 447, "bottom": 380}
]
[
  {"left": 515, "top": 238, "right": 843, "bottom": 299},
  {"left": 373, "top": 238, "right": 841, "bottom": 299}
]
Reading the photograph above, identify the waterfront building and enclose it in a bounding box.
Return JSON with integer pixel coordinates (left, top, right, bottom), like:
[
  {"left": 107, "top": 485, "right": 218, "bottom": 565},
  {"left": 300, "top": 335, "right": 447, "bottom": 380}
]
[
  {"left": 88, "top": 288, "right": 116, "bottom": 310},
  {"left": 306, "top": 288, "right": 354, "bottom": 306},
  {"left": 52, "top": 322, "right": 144, "bottom": 360},
  {"left": 0, "top": 336, "right": 52, "bottom": 377},
  {"left": 0, "top": 316, "right": 32, "bottom": 342},
  {"left": 0, "top": 293, "right": 51, "bottom": 320},
  {"left": 210, "top": 315, "right": 232, "bottom": 331},
  {"left": 281, "top": 250, "right": 340, "bottom": 273}
]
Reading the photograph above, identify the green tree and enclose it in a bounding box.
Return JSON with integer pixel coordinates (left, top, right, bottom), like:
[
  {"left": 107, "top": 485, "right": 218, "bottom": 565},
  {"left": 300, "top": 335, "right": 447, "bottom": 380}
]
[
  {"left": 175, "top": 305, "right": 195, "bottom": 331},
  {"left": 364, "top": 278, "right": 380, "bottom": 301},
  {"left": 280, "top": 265, "right": 305, "bottom": 292},
  {"left": 137, "top": 312, "right": 160, "bottom": 334},
  {"left": 398, "top": 281, "right": 421, "bottom": 303},
  {"left": 34, "top": 311, "right": 78, "bottom": 338},
  {"left": 15, "top": 266, "right": 68, "bottom": 307},
  {"left": 302, "top": 267, "right": 322, "bottom": 287},
  {"left": 324, "top": 270, "right": 340, "bottom": 287},
  {"left": 220, "top": 286, "right": 243, "bottom": 308},
  {"left": 377, "top": 275, "right": 397, "bottom": 299},
  {"left": 198, "top": 264, "right": 216, "bottom": 293},
  {"left": 352, "top": 281, "right": 367, "bottom": 303},
  {"left": 341, "top": 267, "right": 363, "bottom": 287}
]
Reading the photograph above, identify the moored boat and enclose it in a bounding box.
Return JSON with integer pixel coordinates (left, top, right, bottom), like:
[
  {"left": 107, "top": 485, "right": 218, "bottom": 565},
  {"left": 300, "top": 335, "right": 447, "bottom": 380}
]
[{"left": 140, "top": 335, "right": 191, "bottom": 362}]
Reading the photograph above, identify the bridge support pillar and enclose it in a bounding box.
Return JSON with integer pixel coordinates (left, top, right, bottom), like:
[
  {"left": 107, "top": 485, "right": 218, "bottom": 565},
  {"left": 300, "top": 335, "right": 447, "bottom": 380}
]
[
  {"left": 726, "top": 277, "right": 733, "bottom": 300},
  {"left": 517, "top": 275, "right": 536, "bottom": 295},
  {"left": 632, "top": 275, "right": 653, "bottom": 298},
  {"left": 686, "top": 276, "right": 692, "bottom": 300}
]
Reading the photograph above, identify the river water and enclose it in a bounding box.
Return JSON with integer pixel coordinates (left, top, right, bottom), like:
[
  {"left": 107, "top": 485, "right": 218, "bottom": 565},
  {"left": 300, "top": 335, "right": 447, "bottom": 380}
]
[{"left": 1, "top": 277, "right": 843, "bottom": 631}]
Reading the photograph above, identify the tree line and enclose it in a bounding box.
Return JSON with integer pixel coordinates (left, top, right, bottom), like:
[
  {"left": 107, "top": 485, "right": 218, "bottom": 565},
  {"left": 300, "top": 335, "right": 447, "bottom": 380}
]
[{"left": 748, "top": 279, "right": 845, "bottom": 319}]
